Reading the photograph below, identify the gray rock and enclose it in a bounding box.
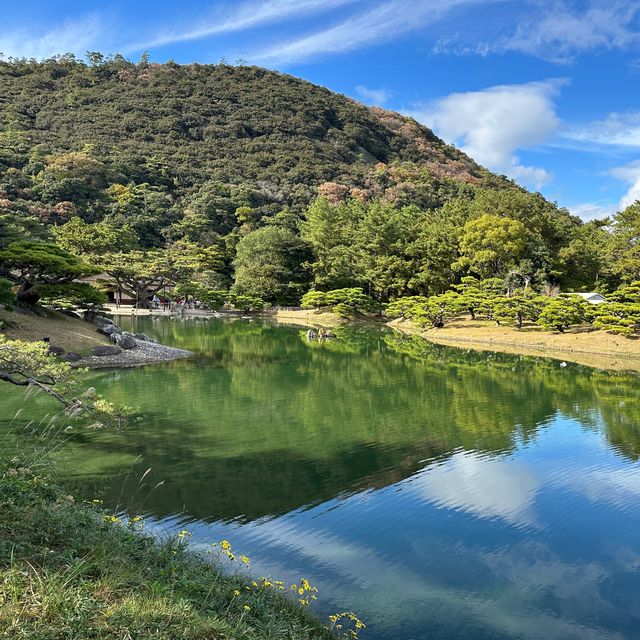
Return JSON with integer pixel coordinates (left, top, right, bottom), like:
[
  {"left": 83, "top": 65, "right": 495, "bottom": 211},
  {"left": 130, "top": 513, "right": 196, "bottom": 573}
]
[
  {"left": 63, "top": 352, "right": 82, "bottom": 362},
  {"left": 99, "top": 324, "right": 122, "bottom": 336},
  {"left": 94, "top": 315, "right": 114, "bottom": 327},
  {"left": 134, "top": 332, "right": 155, "bottom": 342},
  {"left": 122, "top": 331, "right": 137, "bottom": 338},
  {"left": 59, "top": 309, "right": 82, "bottom": 319},
  {"left": 91, "top": 345, "right": 122, "bottom": 356},
  {"left": 114, "top": 333, "right": 138, "bottom": 350},
  {"left": 48, "top": 345, "right": 65, "bottom": 355}
]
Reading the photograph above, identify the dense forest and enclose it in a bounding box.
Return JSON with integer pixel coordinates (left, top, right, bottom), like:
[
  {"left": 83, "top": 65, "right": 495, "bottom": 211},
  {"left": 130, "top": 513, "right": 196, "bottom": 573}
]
[{"left": 0, "top": 54, "right": 638, "bottom": 313}]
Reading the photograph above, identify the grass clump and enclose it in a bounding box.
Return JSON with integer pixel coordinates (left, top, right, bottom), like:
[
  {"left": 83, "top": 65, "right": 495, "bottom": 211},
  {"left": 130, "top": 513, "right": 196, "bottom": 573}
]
[{"left": 0, "top": 454, "right": 336, "bottom": 639}]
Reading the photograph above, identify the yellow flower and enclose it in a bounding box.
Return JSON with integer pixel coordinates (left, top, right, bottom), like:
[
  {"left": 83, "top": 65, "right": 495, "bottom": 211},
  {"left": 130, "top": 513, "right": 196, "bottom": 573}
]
[
  {"left": 220, "top": 539, "right": 231, "bottom": 550},
  {"left": 243, "top": 605, "right": 251, "bottom": 611},
  {"left": 240, "top": 555, "right": 251, "bottom": 565},
  {"left": 233, "top": 589, "right": 241, "bottom": 596},
  {"left": 177, "top": 530, "right": 191, "bottom": 539}
]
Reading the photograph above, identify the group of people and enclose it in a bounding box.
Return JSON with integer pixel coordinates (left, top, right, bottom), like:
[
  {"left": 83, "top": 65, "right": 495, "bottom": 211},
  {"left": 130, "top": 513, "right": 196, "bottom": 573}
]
[
  {"left": 151, "top": 295, "right": 203, "bottom": 311},
  {"left": 306, "top": 328, "right": 336, "bottom": 341}
]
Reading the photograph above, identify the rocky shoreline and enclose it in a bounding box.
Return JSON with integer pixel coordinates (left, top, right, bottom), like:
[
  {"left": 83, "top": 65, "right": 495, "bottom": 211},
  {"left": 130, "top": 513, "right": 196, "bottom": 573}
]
[
  {"left": 46, "top": 312, "right": 192, "bottom": 369},
  {"left": 74, "top": 340, "right": 192, "bottom": 369}
]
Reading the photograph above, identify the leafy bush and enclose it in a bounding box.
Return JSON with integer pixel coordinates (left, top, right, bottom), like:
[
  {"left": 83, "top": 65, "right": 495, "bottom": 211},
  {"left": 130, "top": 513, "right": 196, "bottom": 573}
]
[
  {"left": 537, "top": 296, "right": 590, "bottom": 332},
  {"left": 300, "top": 290, "right": 328, "bottom": 309},
  {"left": 589, "top": 302, "right": 640, "bottom": 335},
  {"left": 0, "top": 278, "right": 15, "bottom": 306}
]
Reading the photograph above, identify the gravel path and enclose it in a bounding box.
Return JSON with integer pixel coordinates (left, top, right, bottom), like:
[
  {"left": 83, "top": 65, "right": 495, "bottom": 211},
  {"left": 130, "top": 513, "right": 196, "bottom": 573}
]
[{"left": 74, "top": 341, "right": 192, "bottom": 369}]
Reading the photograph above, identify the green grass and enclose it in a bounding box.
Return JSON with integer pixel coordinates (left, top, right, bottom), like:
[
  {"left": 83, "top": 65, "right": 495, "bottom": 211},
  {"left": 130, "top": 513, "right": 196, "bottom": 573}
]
[{"left": 0, "top": 453, "right": 336, "bottom": 639}]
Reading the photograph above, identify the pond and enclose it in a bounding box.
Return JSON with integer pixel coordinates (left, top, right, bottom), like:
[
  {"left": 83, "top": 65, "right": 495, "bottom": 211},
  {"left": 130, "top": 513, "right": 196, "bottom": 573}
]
[{"left": 3, "top": 317, "right": 640, "bottom": 639}]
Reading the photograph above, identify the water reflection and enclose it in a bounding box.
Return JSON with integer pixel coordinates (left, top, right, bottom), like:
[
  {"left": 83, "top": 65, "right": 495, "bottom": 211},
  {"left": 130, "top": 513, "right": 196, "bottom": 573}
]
[{"left": 1, "top": 318, "right": 640, "bottom": 639}]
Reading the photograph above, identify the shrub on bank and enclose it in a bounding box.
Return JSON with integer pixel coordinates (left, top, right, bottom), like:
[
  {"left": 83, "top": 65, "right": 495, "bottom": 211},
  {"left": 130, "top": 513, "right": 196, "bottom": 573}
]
[{"left": 0, "top": 454, "right": 360, "bottom": 640}]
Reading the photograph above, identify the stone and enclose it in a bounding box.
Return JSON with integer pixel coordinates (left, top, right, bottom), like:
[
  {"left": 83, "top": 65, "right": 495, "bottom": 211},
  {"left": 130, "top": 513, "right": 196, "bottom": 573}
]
[
  {"left": 59, "top": 309, "right": 82, "bottom": 319},
  {"left": 63, "top": 352, "right": 82, "bottom": 362},
  {"left": 93, "top": 315, "right": 114, "bottom": 328},
  {"left": 114, "top": 333, "right": 138, "bottom": 350},
  {"left": 91, "top": 345, "right": 122, "bottom": 357},
  {"left": 134, "top": 332, "right": 155, "bottom": 342},
  {"left": 48, "top": 345, "right": 65, "bottom": 355},
  {"left": 99, "top": 324, "right": 122, "bottom": 336}
]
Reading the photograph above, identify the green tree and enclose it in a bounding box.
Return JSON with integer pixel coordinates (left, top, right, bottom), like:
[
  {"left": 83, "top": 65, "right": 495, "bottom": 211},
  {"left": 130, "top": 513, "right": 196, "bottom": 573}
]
[
  {"left": 609, "top": 202, "right": 640, "bottom": 281},
  {"left": 590, "top": 302, "right": 640, "bottom": 335},
  {"left": 454, "top": 214, "right": 528, "bottom": 278},
  {"left": 100, "top": 250, "right": 173, "bottom": 308},
  {"left": 537, "top": 296, "right": 589, "bottom": 332},
  {"left": 354, "top": 202, "right": 417, "bottom": 299},
  {"left": 387, "top": 292, "right": 463, "bottom": 328},
  {"left": 52, "top": 217, "right": 138, "bottom": 255},
  {"left": 0, "top": 241, "right": 99, "bottom": 305},
  {"left": 453, "top": 277, "right": 505, "bottom": 320},
  {"left": 0, "top": 335, "right": 129, "bottom": 425},
  {"left": 492, "top": 290, "right": 547, "bottom": 328},
  {"left": 609, "top": 281, "right": 640, "bottom": 303},
  {"left": 300, "top": 198, "right": 360, "bottom": 290},
  {"left": 233, "top": 226, "right": 311, "bottom": 305},
  {"left": 557, "top": 220, "right": 612, "bottom": 290},
  {"left": 300, "top": 290, "right": 328, "bottom": 309}
]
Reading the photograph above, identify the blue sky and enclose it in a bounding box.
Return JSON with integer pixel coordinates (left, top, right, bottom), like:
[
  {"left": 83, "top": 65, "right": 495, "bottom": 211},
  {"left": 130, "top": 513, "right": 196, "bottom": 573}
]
[{"left": 2, "top": 1, "right": 640, "bottom": 220}]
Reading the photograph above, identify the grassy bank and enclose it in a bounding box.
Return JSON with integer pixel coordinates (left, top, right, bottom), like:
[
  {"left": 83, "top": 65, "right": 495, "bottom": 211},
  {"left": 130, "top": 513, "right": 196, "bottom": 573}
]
[
  {"left": 390, "top": 317, "right": 640, "bottom": 372},
  {"left": 0, "top": 453, "right": 337, "bottom": 639},
  {"left": 268, "top": 308, "right": 640, "bottom": 372},
  {"left": 0, "top": 307, "right": 109, "bottom": 355}
]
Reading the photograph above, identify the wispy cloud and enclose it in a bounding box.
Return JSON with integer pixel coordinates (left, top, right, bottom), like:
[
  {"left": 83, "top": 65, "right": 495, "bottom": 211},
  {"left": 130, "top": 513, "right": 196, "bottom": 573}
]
[
  {"left": 407, "top": 79, "right": 566, "bottom": 189},
  {"left": 434, "top": 0, "right": 640, "bottom": 63},
  {"left": 564, "top": 110, "right": 640, "bottom": 149},
  {"left": 124, "top": 0, "right": 363, "bottom": 52},
  {"left": 247, "top": 0, "right": 490, "bottom": 65},
  {"left": 355, "top": 85, "right": 391, "bottom": 105},
  {"left": 0, "top": 14, "right": 105, "bottom": 59}
]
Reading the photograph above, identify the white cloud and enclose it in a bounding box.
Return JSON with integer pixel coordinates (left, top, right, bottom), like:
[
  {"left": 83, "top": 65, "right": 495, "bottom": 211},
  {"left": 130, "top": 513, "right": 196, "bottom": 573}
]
[
  {"left": 124, "top": 0, "right": 363, "bottom": 52},
  {"left": 498, "top": 1, "right": 640, "bottom": 62},
  {"left": 0, "top": 14, "right": 105, "bottom": 59},
  {"left": 408, "top": 79, "right": 565, "bottom": 189},
  {"left": 407, "top": 451, "right": 541, "bottom": 527},
  {"left": 248, "top": 0, "right": 489, "bottom": 65},
  {"left": 565, "top": 111, "right": 640, "bottom": 149},
  {"left": 610, "top": 160, "right": 640, "bottom": 209},
  {"left": 436, "top": 1, "right": 640, "bottom": 63},
  {"left": 355, "top": 85, "right": 391, "bottom": 105}
]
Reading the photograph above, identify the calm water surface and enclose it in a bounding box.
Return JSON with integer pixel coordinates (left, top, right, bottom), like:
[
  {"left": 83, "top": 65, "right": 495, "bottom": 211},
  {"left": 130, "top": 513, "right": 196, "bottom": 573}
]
[{"left": 3, "top": 317, "right": 640, "bottom": 640}]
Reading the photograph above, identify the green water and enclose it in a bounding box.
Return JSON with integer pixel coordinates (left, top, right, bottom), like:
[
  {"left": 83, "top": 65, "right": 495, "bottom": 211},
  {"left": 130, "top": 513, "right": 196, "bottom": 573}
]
[{"left": 3, "top": 317, "right": 640, "bottom": 639}]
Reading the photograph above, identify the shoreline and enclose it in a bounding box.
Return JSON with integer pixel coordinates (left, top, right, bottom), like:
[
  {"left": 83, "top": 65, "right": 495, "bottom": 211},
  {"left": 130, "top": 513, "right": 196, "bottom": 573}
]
[
  {"left": 388, "top": 317, "right": 640, "bottom": 373},
  {"left": 252, "top": 307, "right": 640, "bottom": 373},
  {"left": 73, "top": 340, "right": 193, "bottom": 369},
  {"left": 1, "top": 453, "right": 332, "bottom": 639}
]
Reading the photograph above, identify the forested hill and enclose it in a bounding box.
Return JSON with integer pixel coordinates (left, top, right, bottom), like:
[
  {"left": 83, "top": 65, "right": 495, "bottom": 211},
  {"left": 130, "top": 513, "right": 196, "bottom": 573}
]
[
  {"left": 2, "top": 55, "right": 632, "bottom": 307},
  {"left": 0, "top": 57, "right": 500, "bottom": 197}
]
